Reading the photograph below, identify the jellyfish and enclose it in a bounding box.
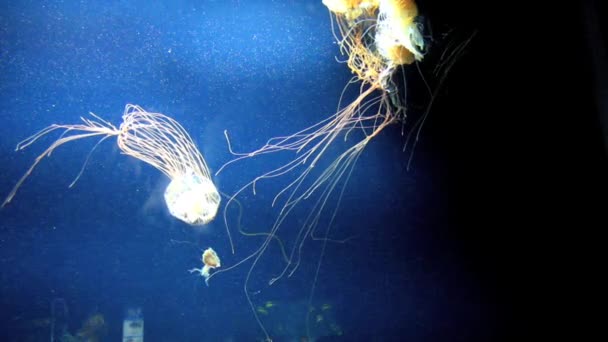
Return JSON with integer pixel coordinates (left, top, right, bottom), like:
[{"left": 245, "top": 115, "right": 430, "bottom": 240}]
[
  {"left": 218, "top": 0, "right": 427, "bottom": 278},
  {"left": 211, "top": 1, "right": 432, "bottom": 340},
  {"left": 2, "top": 104, "right": 221, "bottom": 228},
  {"left": 189, "top": 247, "right": 221, "bottom": 285},
  {"left": 376, "top": 0, "right": 426, "bottom": 62},
  {"left": 321, "top": 0, "right": 379, "bottom": 21}
]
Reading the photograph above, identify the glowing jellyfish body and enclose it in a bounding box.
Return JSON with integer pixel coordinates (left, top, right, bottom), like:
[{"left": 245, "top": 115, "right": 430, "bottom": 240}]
[
  {"left": 2, "top": 104, "right": 220, "bottom": 226},
  {"left": 189, "top": 247, "right": 221, "bottom": 285},
  {"left": 164, "top": 173, "right": 220, "bottom": 225}
]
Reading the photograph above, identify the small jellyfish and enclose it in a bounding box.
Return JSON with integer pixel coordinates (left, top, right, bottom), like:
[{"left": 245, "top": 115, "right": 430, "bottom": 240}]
[{"left": 189, "top": 247, "right": 221, "bottom": 285}]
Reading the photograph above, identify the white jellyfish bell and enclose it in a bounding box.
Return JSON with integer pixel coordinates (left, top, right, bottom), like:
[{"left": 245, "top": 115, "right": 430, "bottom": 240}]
[{"left": 2, "top": 104, "right": 221, "bottom": 226}]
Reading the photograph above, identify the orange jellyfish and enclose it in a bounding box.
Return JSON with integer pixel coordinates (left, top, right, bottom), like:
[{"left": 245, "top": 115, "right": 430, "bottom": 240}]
[
  {"left": 213, "top": 1, "right": 429, "bottom": 340},
  {"left": 189, "top": 247, "right": 221, "bottom": 285},
  {"left": 218, "top": 0, "right": 427, "bottom": 274},
  {"left": 2, "top": 104, "right": 223, "bottom": 229}
]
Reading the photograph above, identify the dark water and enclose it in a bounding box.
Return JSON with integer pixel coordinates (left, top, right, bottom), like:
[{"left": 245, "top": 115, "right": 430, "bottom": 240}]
[{"left": 1, "top": 1, "right": 605, "bottom": 341}]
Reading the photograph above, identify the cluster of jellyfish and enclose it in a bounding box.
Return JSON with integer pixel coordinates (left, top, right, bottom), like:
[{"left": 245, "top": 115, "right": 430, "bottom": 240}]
[
  {"left": 212, "top": 1, "right": 429, "bottom": 339},
  {"left": 2, "top": 1, "right": 432, "bottom": 341}
]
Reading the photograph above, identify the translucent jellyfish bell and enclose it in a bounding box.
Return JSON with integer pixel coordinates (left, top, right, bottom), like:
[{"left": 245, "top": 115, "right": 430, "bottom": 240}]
[
  {"left": 164, "top": 172, "right": 220, "bottom": 225},
  {"left": 2, "top": 104, "right": 220, "bottom": 226},
  {"left": 118, "top": 105, "right": 220, "bottom": 225}
]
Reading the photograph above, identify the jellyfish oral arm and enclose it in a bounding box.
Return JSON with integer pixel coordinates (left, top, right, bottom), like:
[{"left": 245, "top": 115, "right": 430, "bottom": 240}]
[
  {"left": 188, "top": 267, "right": 205, "bottom": 276},
  {"left": 189, "top": 265, "right": 212, "bottom": 286}
]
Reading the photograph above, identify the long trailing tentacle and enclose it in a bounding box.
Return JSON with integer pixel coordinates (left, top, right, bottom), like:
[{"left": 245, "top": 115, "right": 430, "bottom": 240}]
[{"left": 2, "top": 115, "right": 120, "bottom": 208}]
